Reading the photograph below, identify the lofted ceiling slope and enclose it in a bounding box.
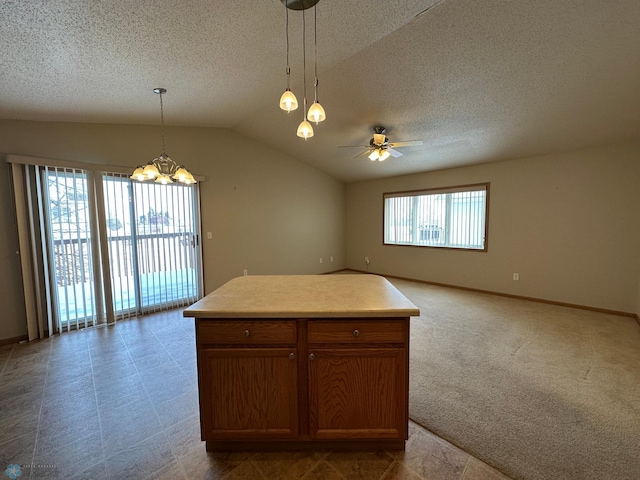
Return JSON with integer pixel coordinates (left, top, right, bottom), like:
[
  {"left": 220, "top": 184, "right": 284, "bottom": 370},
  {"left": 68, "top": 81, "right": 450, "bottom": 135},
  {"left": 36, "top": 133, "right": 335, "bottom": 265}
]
[{"left": 1, "top": 0, "right": 639, "bottom": 182}]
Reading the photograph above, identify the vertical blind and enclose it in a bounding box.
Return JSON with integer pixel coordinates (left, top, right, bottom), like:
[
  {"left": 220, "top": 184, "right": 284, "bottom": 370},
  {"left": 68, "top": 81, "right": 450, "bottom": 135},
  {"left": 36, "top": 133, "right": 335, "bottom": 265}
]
[
  {"left": 45, "top": 166, "right": 100, "bottom": 332},
  {"left": 103, "top": 173, "right": 201, "bottom": 319},
  {"left": 384, "top": 183, "right": 489, "bottom": 250},
  {"left": 9, "top": 156, "right": 203, "bottom": 340}
]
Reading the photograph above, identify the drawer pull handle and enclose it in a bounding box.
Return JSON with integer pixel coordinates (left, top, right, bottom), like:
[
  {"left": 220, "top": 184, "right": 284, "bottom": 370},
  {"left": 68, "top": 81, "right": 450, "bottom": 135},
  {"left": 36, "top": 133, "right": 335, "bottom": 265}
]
[
  {"left": 353, "top": 329, "right": 360, "bottom": 337},
  {"left": 289, "top": 353, "right": 295, "bottom": 360},
  {"left": 243, "top": 329, "right": 250, "bottom": 337},
  {"left": 309, "top": 353, "right": 316, "bottom": 361}
]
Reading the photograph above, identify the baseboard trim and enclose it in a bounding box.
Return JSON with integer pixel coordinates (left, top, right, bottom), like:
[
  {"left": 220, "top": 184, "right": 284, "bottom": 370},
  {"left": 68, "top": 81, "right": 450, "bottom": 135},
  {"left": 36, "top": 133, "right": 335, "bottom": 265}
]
[
  {"left": 345, "top": 269, "right": 638, "bottom": 319},
  {"left": 0, "top": 334, "right": 29, "bottom": 346}
]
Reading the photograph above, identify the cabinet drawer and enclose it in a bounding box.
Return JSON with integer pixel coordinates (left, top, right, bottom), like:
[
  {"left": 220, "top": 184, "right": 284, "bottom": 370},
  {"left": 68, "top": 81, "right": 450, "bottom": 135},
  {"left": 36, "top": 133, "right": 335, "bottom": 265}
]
[
  {"left": 308, "top": 320, "right": 406, "bottom": 344},
  {"left": 198, "top": 320, "right": 297, "bottom": 345}
]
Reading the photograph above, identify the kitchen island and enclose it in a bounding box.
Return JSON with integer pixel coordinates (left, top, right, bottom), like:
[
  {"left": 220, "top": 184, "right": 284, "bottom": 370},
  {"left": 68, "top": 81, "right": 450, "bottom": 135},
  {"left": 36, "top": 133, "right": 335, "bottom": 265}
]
[{"left": 183, "top": 274, "right": 420, "bottom": 451}]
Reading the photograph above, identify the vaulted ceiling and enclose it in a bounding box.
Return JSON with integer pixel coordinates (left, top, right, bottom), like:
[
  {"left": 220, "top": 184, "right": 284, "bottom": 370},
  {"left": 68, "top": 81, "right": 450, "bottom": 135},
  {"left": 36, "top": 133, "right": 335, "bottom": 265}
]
[{"left": 2, "top": 0, "right": 639, "bottom": 182}]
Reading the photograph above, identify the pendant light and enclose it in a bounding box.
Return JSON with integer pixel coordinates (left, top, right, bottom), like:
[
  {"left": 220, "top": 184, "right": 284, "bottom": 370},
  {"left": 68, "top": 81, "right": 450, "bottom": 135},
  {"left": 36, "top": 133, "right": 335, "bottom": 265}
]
[
  {"left": 131, "top": 88, "right": 196, "bottom": 185},
  {"left": 279, "top": 0, "right": 324, "bottom": 138},
  {"left": 296, "top": 7, "right": 313, "bottom": 139},
  {"left": 279, "top": 2, "right": 298, "bottom": 113},
  {"left": 306, "top": 5, "right": 325, "bottom": 125}
]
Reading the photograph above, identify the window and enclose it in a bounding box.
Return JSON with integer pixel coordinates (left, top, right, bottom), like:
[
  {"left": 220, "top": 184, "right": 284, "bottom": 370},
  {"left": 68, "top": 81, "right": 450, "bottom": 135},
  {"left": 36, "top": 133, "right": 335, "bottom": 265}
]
[{"left": 383, "top": 183, "right": 489, "bottom": 250}]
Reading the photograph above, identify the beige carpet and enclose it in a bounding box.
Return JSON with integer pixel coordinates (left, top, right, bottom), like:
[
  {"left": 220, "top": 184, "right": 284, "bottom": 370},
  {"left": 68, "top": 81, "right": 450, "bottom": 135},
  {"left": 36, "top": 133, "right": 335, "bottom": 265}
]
[{"left": 387, "top": 277, "right": 640, "bottom": 480}]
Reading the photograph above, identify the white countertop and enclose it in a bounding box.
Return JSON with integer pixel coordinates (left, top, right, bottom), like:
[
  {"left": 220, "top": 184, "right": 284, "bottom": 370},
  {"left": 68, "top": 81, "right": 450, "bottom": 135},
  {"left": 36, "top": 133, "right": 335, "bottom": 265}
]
[{"left": 183, "top": 274, "right": 420, "bottom": 318}]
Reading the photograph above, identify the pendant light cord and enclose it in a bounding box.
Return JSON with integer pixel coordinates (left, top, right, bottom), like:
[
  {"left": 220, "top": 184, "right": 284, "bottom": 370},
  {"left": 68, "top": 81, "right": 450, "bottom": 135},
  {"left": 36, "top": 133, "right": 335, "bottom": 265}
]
[
  {"left": 285, "top": 1, "right": 291, "bottom": 89},
  {"left": 313, "top": 5, "right": 318, "bottom": 102},
  {"left": 302, "top": 7, "right": 307, "bottom": 114}
]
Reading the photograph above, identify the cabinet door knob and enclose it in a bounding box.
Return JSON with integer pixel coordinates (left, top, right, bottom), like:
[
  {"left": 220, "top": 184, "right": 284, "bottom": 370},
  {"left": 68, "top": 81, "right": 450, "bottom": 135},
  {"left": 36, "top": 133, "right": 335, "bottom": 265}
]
[
  {"left": 243, "top": 329, "right": 250, "bottom": 337},
  {"left": 353, "top": 329, "right": 360, "bottom": 337},
  {"left": 309, "top": 353, "right": 316, "bottom": 361},
  {"left": 289, "top": 353, "right": 295, "bottom": 360}
]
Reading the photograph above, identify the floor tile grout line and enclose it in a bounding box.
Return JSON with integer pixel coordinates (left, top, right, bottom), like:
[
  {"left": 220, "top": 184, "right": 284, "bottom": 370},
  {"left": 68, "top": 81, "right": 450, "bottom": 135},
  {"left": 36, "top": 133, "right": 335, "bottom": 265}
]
[
  {"left": 12, "top": 338, "right": 61, "bottom": 477},
  {"left": 378, "top": 458, "right": 400, "bottom": 480},
  {"left": 249, "top": 450, "right": 329, "bottom": 480},
  {"left": 321, "top": 459, "right": 348, "bottom": 480},
  {"left": 88, "top": 326, "right": 114, "bottom": 479},
  {"left": 29, "top": 337, "right": 57, "bottom": 480},
  {"left": 458, "top": 456, "right": 472, "bottom": 480},
  {"left": 0, "top": 344, "right": 16, "bottom": 375},
  {"left": 118, "top": 320, "right": 188, "bottom": 480},
  {"left": 391, "top": 430, "right": 435, "bottom": 480}
]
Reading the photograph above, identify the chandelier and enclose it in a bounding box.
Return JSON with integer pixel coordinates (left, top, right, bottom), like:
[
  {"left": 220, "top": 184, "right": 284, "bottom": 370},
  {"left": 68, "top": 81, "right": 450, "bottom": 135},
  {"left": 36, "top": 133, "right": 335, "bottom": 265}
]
[
  {"left": 278, "top": 0, "right": 326, "bottom": 139},
  {"left": 131, "top": 88, "right": 196, "bottom": 185}
]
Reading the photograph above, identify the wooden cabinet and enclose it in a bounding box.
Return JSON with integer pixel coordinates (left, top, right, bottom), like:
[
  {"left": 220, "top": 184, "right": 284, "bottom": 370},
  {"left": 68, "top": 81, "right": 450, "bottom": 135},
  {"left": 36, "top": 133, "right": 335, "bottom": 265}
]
[
  {"left": 196, "top": 320, "right": 298, "bottom": 441},
  {"left": 307, "top": 319, "right": 408, "bottom": 441},
  {"left": 199, "top": 347, "right": 298, "bottom": 440},
  {"left": 196, "top": 317, "right": 409, "bottom": 450}
]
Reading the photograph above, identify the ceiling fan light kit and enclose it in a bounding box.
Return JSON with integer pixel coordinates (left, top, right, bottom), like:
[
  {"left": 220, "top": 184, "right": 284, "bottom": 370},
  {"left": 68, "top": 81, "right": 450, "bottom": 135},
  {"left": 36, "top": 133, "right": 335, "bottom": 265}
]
[
  {"left": 369, "top": 149, "right": 390, "bottom": 161},
  {"left": 280, "top": 0, "right": 325, "bottom": 139},
  {"left": 130, "top": 88, "right": 196, "bottom": 185},
  {"left": 339, "top": 126, "right": 425, "bottom": 162}
]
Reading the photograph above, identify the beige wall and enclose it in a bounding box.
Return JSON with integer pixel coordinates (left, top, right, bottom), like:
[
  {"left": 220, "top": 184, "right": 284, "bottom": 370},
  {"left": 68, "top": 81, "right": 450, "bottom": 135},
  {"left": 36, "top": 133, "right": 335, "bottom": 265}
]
[
  {"left": 637, "top": 271, "right": 640, "bottom": 318},
  {"left": 346, "top": 144, "right": 640, "bottom": 314},
  {"left": 0, "top": 120, "right": 346, "bottom": 341}
]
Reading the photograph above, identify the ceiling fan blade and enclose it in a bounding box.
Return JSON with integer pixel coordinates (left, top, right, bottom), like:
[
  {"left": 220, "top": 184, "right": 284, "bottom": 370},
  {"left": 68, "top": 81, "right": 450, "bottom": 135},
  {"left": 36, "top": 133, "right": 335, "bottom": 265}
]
[
  {"left": 337, "top": 145, "right": 370, "bottom": 148},
  {"left": 388, "top": 140, "right": 424, "bottom": 148},
  {"left": 387, "top": 148, "right": 404, "bottom": 158},
  {"left": 353, "top": 149, "right": 371, "bottom": 159}
]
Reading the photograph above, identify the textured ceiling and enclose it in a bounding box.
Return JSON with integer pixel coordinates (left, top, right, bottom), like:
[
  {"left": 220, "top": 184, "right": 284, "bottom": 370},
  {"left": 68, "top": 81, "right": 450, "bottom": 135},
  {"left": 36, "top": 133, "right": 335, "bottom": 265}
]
[{"left": 1, "top": 0, "right": 639, "bottom": 182}]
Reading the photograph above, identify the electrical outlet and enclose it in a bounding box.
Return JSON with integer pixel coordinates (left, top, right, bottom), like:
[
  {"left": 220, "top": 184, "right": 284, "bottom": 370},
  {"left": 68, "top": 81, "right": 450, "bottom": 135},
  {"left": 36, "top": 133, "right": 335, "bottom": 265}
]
[
  {"left": 243, "top": 269, "right": 248, "bottom": 276},
  {"left": 330, "top": 256, "right": 334, "bottom": 262},
  {"left": 207, "top": 232, "right": 212, "bottom": 239},
  {"left": 365, "top": 256, "right": 370, "bottom": 265},
  {"left": 319, "top": 258, "right": 323, "bottom": 264},
  {"left": 513, "top": 273, "right": 519, "bottom": 281}
]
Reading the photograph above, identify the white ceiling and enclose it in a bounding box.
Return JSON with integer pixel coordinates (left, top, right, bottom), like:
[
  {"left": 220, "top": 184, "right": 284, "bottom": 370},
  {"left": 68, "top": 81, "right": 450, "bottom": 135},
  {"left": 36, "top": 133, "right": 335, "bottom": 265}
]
[{"left": 2, "top": 0, "right": 639, "bottom": 182}]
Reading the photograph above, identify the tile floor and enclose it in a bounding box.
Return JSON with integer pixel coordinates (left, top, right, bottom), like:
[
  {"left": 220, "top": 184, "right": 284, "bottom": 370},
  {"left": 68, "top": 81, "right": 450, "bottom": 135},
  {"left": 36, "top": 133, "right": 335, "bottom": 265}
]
[{"left": 0, "top": 310, "right": 512, "bottom": 480}]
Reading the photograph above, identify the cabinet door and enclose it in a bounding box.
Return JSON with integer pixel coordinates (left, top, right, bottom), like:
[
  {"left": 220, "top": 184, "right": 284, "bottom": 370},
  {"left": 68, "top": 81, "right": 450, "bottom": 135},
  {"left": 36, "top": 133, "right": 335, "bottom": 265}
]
[
  {"left": 308, "top": 347, "right": 407, "bottom": 440},
  {"left": 199, "top": 348, "right": 298, "bottom": 440}
]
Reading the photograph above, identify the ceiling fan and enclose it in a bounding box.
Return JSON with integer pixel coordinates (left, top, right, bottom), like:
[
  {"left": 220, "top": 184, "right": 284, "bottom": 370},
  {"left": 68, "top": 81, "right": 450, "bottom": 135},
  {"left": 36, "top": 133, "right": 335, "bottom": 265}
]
[{"left": 339, "top": 126, "right": 424, "bottom": 161}]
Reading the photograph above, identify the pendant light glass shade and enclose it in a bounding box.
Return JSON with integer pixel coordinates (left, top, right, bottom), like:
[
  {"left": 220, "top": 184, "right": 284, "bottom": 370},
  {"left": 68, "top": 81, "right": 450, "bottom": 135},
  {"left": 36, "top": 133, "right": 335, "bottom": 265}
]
[
  {"left": 379, "top": 149, "right": 391, "bottom": 161},
  {"left": 279, "top": 89, "right": 298, "bottom": 112},
  {"left": 173, "top": 166, "right": 196, "bottom": 184},
  {"left": 155, "top": 173, "right": 173, "bottom": 184},
  {"left": 130, "top": 88, "right": 196, "bottom": 184},
  {"left": 368, "top": 150, "right": 380, "bottom": 161},
  {"left": 142, "top": 162, "right": 160, "bottom": 179},
  {"left": 307, "top": 101, "right": 325, "bottom": 124},
  {"left": 131, "top": 166, "right": 146, "bottom": 181},
  {"left": 297, "top": 120, "right": 314, "bottom": 139}
]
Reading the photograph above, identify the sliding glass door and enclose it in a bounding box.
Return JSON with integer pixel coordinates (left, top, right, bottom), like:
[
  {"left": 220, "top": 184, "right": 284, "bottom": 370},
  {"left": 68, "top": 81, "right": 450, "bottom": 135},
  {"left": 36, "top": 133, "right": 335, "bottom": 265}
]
[
  {"left": 43, "top": 168, "right": 201, "bottom": 330},
  {"left": 102, "top": 174, "right": 200, "bottom": 316}
]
